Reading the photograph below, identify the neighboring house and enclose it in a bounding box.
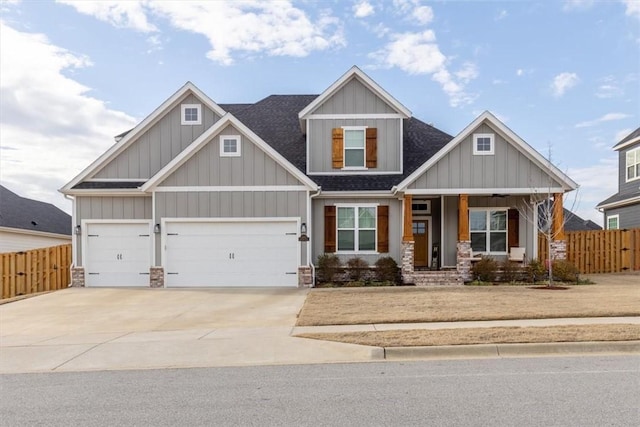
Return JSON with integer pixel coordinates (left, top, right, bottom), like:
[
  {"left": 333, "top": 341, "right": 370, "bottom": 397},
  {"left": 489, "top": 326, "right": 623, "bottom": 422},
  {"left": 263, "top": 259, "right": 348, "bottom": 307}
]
[
  {"left": 597, "top": 127, "right": 640, "bottom": 230},
  {"left": 537, "top": 202, "right": 602, "bottom": 232},
  {"left": 0, "top": 185, "right": 71, "bottom": 252},
  {"left": 60, "top": 66, "right": 578, "bottom": 288}
]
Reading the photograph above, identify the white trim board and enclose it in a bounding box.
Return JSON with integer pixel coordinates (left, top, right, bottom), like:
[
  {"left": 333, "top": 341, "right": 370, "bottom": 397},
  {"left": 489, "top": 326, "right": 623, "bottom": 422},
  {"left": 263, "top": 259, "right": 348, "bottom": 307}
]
[
  {"left": 405, "top": 188, "right": 567, "bottom": 195},
  {"left": 597, "top": 195, "right": 640, "bottom": 210},
  {"left": 155, "top": 186, "right": 308, "bottom": 192},
  {"left": 61, "top": 82, "right": 226, "bottom": 193},
  {"left": 0, "top": 226, "right": 71, "bottom": 240},
  {"left": 396, "top": 111, "right": 579, "bottom": 192},
  {"left": 306, "top": 114, "right": 404, "bottom": 119}
]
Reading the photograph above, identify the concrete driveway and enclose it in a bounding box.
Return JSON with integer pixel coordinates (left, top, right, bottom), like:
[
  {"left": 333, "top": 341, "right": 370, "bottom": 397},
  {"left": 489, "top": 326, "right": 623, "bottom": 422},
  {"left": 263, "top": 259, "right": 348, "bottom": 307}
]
[{"left": 0, "top": 288, "right": 377, "bottom": 374}]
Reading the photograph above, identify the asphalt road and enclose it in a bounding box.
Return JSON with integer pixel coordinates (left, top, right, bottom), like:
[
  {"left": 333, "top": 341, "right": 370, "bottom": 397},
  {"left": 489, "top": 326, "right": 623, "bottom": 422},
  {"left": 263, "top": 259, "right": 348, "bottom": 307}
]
[{"left": 1, "top": 356, "right": 638, "bottom": 426}]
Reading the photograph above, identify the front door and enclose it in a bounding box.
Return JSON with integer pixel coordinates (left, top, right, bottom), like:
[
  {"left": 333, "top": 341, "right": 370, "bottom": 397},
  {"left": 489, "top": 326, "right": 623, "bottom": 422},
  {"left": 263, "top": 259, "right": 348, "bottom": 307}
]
[{"left": 413, "top": 220, "right": 428, "bottom": 267}]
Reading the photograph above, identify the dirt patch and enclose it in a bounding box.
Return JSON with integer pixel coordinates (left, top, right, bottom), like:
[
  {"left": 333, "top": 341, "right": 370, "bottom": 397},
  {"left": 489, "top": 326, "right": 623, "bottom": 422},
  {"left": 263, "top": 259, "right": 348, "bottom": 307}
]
[
  {"left": 296, "top": 324, "right": 640, "bottom": 347},
  {"left": 297, "top": 279, "right": 640, "bottom": 326}
]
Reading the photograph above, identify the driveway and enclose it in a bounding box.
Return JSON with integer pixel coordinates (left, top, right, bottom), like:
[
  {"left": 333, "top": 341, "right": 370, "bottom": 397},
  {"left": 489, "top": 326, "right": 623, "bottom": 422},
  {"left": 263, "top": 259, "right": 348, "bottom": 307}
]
[{"left": 0, "top": 288, "right": 378, "bottom": 374}]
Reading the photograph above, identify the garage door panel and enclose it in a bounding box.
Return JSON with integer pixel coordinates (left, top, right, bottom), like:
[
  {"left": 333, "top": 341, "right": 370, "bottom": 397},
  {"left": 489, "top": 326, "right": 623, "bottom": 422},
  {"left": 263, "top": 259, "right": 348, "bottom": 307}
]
[
  {"left": 165, "top": 221, "right": 298, "bottom": 287},
  {"left": 85, "top": 223, "right": 151, "bottom": 287}
]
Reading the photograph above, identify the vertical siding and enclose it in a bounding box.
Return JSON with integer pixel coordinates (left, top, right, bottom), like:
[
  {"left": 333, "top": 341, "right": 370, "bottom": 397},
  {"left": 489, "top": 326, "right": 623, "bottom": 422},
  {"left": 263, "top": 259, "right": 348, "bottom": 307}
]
[
  {"left": 155, "top": 191, "right": 307, "bottom": 265},
  {"left": 313, "top": 78, "right": 397, "bottom": 114},
  {"left": 309, "top": 118, "right": 401, "bottom": 172},
  {"left": 93, "top": 94, "right": 221, "bottom": 180},
  {"left": 311, "top": 198, "right": 402, "bottom": 265},
  {"left": 74, "top": 196, "right": 152, "bottom": 265},
  {"left": 408, "top": 122, "right": 562, "bottom": 190},
  {"left": 160, "top": 124, "right": 304, "bottom": 187},
  {"left": 442, "top": 196, "right": 458, "bottom": 266}
]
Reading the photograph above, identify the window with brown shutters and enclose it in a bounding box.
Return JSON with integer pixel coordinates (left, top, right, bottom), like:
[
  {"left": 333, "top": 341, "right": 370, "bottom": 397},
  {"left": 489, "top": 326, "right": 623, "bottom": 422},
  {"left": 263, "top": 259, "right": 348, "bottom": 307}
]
[
  {"left": 332, "top": 127, "right": 377, "bottom": 169},
  {"left": 366, "top": 128, "right": 377, "bottom": 168},
  {"left": 325, "top": 204, "right": 389, "bottom": 253},
  {"left": 377, "top": 205, "right": 389, "bottom": 253},
  {"left": 332, "top": 128, "right": 343, "bottom": 169},
  {"left": 324, "top": 205, "right": 336, "bottom": 252}
]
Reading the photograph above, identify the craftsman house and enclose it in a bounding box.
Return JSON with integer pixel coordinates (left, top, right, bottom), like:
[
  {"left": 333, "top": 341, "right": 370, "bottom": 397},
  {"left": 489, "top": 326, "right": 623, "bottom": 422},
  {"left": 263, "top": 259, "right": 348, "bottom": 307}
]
[
  {"left": 597, "top": 126, "right": 640, "bottom": 229},
  {"left": 61, "top": 66, "right": 577, "bottom": 287}
]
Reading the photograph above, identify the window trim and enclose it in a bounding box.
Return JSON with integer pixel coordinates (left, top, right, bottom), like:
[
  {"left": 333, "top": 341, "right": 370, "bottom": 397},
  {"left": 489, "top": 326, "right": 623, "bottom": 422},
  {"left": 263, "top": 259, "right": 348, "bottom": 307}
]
[
  {"left": 469, "top": 207, "right": 508, "bottom": 255},
  {"left": 342, "top": 126, "right": 368, "bottom": 170},
  {"left": 181, "top": 104, "right": 202, "bottom": 125},
  {"left": 625, "top": 147, "right": 640, "bottom": 182},
  {"left": 335, "top": 203, "right": 378, "bottom": 254},
  {"left": 219, "top": 135, "right": 241, "bottom": 157},
  {"left": 606, "top": 214, "right": 619, "bottom": 230},
  {"left": 473, "top": 133, "right": 495, "bottom": 156}
]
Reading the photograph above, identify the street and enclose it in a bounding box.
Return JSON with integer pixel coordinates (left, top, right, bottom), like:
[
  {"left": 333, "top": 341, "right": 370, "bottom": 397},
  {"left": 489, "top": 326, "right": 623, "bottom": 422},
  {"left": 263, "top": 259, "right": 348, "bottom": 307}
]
[{"left": 1, "top": 356, "right": 638, "bottom": 426}]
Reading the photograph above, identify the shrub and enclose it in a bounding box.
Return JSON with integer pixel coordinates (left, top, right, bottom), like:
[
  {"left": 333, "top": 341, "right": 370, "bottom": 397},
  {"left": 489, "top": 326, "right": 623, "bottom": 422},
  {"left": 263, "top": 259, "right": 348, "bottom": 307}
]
[
  {"left": 316, "top": 254, "right": 341, "bottom": 283},
  {"left": 526, "top": 259, "right": 547, "bottom": 283},
  {"left": 471, "top": 256, "right": 498, "bottom": 282},
  {"left": 500, "top": 260, "right": 520, "bottom": 283},
  {"left": 346, "top": 257, "right": 369, "bottom": 281},
  {"left": 552, "top": 259, "right": 579, "bottom": 283},
  {"left": 374, "top": 257, "right": 401, "bottom": 284}
]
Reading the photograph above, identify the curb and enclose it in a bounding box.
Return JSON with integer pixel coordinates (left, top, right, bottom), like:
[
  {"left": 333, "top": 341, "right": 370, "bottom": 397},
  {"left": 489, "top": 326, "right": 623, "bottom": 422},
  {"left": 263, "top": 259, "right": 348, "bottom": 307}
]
[{"left": 382, "top": 340, "right": 640, "bottom": 360}]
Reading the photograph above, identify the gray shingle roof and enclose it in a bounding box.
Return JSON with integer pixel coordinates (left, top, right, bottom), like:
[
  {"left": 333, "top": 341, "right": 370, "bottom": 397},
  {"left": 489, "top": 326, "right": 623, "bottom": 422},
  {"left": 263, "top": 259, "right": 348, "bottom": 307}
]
[
  {"left": 72, "top": 181, "right": 146, "bottom": 190},
  {"left": 613, "top": 126, "right": 640, "bottom": 150},
  {"left": 0, "top": 185, "right": 71, "bottom": 235},
  {"left": 597, "top": 191, "right": 640, "bottom": 208}
]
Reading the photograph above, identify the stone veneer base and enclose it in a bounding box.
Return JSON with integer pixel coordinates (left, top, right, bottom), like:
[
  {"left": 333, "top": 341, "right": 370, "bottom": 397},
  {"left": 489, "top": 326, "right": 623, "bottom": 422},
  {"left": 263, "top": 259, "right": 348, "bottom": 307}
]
[
  {"left": 150, "top": 267, "right": 164, "bottom": 288},
  {"left": 456, "top": 241, "right": 472, "bottom": 282},
  {"left": 401, "top": 240, "right": 415, "bottom": 282},
  {"left": 70, "top": 267, "right": 85, "bottom": 287},
  {"left": 298, "top": 266, "right": 313, "bottom": 287}
]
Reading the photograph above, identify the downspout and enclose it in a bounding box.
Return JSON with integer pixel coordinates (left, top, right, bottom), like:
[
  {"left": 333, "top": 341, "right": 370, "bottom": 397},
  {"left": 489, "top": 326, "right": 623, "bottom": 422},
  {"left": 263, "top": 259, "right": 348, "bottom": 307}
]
[{"left": 308, "top": 188, "right": 322, "bottom": 287}]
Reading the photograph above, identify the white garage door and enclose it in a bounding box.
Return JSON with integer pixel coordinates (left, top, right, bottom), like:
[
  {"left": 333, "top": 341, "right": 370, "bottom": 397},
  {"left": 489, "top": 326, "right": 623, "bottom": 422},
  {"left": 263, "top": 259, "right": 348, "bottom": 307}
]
[
  {"left": 85, "top": 222, "right": 152, "bottom": 287},
  {"left": 164, "top": 221, "right": 299, "bottom": 287}
]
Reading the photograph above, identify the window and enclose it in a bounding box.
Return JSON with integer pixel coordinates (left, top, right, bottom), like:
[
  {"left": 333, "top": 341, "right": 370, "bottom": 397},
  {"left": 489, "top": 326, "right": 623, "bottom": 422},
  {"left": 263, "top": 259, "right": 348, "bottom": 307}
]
[
  {"left": 607, "top": 215, "right": 619, "bottom": 230},
  {"left": 181, "top": 104, "right": 202, "bottom": 125},
  {"left": 626, "top": 148, "right": 640, "bottom": 181},
  {"left": 220, "top": 135, "right": 241, "bottom": 157},
  {"left": 473, "top": 133, "right": 494, "bottom": 155},
  {"left": 337, "top": 206, "right": 376, "bottom": 252},
  {"left": 343, "top": 127, "right": 366, "bottom": 168},
  {"left": 470, "top": 209, "right": 507, "bottom": 253},
  {"left": 412, "top": 201, "right": 431, "bottom": 214}
]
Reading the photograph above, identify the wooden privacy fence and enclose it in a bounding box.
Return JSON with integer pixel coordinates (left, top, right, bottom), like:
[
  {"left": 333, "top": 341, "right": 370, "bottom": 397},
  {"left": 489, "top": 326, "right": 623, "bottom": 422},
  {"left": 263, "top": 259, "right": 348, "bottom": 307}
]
[
  {"left": 0, "top": 244, "right": 72, "bottom": 299},
  {"left": 538, "top": 229, "right": 640, "bottom": 274}
]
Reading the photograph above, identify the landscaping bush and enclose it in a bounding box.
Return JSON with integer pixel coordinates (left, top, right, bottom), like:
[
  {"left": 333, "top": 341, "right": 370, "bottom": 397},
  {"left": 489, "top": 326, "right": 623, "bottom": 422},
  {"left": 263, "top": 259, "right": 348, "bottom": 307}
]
[
  {"left": 500, "top": 260, "right": 520, "bottom": 283},
  {"left": 552, "top": 259, "right": 579, "bottom": 283},
  {"left": 374, "top": 257, "right": 401, "bottom": 284},
  {"left": 471, "top": 256, "right": 498, "bottom": 282},
  {"left": 316, "top": 254, "right": 341, "bottom": 283},
  {"left": 346, "top": 257, "right": 369, "bottom": 281},
  {"left": 526, "top": 259, "right": 547, "bottom": 283}
]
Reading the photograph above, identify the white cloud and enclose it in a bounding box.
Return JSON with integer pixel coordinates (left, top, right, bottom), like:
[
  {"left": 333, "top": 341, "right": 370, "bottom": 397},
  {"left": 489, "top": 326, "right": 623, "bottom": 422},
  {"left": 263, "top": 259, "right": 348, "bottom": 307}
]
[
  {"left": 495, "top": 9, "right": 508, "bottom": 20},
  {"left": 551, "top": 72, "right": 580, "bottom": 97},
  {"left": 0, "top": 21, "right": 136, "bottom": 213},
  {"left": 413, "top": 6, "right": 434, "bottom": 25},
  {"left": 567, "top": 159, "right": 618, "bottom": 226},
  {"left": 516, "top": 68, "right": 524, "bottom": 76},
  {"left": 370, "top": 30, "right": 477, "bottom": 107},
  {"left": 622, "top": 0, "right": 640, "bottom": 19},
  {"left": 57, "top": 0, "right": 157, "bottom": 32},
  {"left": 59, "top": 1, "right": 345, "bottom": 66},
  {"left": 563, "top": 0, "right": 595, "bottom": 11},
  {"left": 575, "top": 112, "right": 630, "bottom": 128},
  {"left": 353, "top": 0, "right": 374, "bottom": 18}
]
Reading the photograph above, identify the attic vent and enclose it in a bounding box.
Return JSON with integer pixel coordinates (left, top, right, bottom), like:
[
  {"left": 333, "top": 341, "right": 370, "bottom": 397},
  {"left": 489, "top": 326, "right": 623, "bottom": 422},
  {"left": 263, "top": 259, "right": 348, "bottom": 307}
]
[{"left": 31, "top": 221, "right": 37, "bottom": 226}]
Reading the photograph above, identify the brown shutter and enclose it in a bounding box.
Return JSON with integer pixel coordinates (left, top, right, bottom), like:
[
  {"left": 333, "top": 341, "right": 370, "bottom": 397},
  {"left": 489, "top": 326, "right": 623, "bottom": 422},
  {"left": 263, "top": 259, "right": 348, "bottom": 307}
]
[
  {"left": 332, "top": 128, "right": 343, "bottom": 169},
  {"left": 377, "top": 205, "right": 389, "bottom": 253},
  {"left": 508, "top": 209, "right": 519, "bottom": 248},
  {"left": 366, "top": 128, "right": 377, "bottom": 168},
  {"left": 324, "top": 205, "right": 336, "bottom": 253}
]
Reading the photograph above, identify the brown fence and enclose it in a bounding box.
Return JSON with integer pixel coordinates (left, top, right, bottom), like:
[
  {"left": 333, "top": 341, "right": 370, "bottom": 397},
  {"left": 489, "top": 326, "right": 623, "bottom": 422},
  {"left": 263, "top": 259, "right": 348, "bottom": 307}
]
[
  {"left": 538, "top": 229, "right": 640, "bottom": 274},
  {"left": 0, "top": 244, "right": 72, "bottom": 299}
]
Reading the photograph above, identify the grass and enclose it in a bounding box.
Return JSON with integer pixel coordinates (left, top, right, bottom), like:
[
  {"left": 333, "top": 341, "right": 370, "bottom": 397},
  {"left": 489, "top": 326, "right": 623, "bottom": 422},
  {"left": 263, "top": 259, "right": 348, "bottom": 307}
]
[
  {"left": 296, "top": 324, "right": 640, "bottom": 347},
  {"left": 296, "top": 282, "right": 640, "bottom": 327}
]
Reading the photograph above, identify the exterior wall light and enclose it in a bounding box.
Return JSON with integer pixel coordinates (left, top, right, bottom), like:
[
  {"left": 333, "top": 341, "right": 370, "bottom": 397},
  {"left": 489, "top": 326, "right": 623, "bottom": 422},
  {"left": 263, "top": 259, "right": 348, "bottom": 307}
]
[
  {"left": 74, "top": 225, "right": 81, "bottom": 235},
  {"left": 298, "top": 222, "right": 309, "bottom": 242},
  {"left": 154, "top": 224, "right": 161, "bottom": 234}
]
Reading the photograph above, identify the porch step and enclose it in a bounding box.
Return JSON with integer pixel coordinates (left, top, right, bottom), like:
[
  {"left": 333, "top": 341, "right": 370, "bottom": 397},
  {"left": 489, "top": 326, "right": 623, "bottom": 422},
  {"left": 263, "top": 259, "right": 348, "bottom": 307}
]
[{"left": 405, "top": 270, "right": 463, "bottom": 286}]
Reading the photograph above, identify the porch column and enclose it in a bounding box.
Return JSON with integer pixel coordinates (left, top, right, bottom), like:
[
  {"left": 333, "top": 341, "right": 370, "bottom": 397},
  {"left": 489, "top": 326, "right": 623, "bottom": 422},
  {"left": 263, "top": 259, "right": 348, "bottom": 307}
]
[
  {"left": 550, "top": 193, "right": 567, "bottom": 260},
  {"left": 456, "top": 194, "right": 472, "bottom": 281},
  {"left": 400, "top": 194, "right": 415, "bottom": 280}
]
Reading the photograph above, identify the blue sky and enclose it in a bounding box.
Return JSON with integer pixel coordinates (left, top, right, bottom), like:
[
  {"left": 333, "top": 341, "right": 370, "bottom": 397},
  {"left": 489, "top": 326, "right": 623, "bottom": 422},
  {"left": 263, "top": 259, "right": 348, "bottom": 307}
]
[{"left": 1, "top": 0, "right": 638, "bottom": 225}]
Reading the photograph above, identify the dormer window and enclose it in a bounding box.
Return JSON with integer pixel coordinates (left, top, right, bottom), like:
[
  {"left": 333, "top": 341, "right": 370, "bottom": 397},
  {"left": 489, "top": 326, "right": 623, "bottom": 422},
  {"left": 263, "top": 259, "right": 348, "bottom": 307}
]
[
  {"left": 181, "top": 104, "right": 202, "bottom": 125},
  {"left": 344, "top": 127, "right": 366, "bottom": 168},
  {"left": 473, "top": 133, "right": 494, "bottom": 155}
]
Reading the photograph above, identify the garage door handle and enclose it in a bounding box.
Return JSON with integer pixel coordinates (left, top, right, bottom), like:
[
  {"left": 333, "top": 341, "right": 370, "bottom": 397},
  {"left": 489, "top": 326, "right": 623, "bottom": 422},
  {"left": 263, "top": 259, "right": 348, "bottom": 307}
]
[
  {"left": 285, "top": 272, "right": 297, "bottom": 275},
  {"left": 139, "top": 272, "right": 150, "bottom": 275},
  {"left": 167, "top": 272, "right": 179, "bottom": 275},
  {"left": 88, "top": 234, "right": 99, "bottom": 237},
  {"left": 139, "top": 234, "right": 150, "bottom": 237},
  {"left": 167, "top": 233, "right": 179, "bottom": 236},
  {"left": 285, "top": 232, "right": 296, "bottom": 235},
  {"left": 88, "top": 273, "right": 99, "bottom": 275}
]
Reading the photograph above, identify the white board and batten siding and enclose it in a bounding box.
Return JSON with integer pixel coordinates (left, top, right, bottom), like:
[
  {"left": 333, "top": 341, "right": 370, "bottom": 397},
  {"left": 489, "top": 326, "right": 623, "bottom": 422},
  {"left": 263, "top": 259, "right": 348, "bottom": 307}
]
[
  {"left": 162, "top": 219, "right": 300, "bottom": 287},
  {"left": 82, "top": 221, "right": 152, "bottom": 287}
]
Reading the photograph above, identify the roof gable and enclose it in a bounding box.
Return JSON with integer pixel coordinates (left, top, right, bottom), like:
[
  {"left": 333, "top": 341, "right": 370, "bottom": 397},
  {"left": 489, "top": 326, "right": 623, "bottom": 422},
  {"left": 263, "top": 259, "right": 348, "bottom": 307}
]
[
  {"left": 141, "top": 114, "right": 318, "bottom": 191},
  {"left": 613, "top": 126, "right": 640, "bottom": 151},
  {"left": 61, "top": 82, "right": 226, "bottom": 193},
  {"left": 396, "top": 111, "right": 578, "bottom": 192},
  {"left": 298, "top": 66, "right": 411, "bottom": 119}
]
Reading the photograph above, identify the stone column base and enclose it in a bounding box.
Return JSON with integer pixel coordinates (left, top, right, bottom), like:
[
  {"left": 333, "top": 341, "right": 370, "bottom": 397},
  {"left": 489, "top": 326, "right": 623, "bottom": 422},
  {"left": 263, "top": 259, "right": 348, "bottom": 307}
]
[
  {"left": 550, "top": 240, "right": 567, "bottom": 260},
  {"left": 401, "top": 240, "right": 415, "bottom": 283},
  {"left": 71, "top": 267, "right": 85, "bottom": 287},
  {"left": 456, "top": 241, "right": 472, "bottom": 282},
  {"left": 150, "top": 267, "right": 164, "bottom": 288},
  {"left": 298, "top": 266, "right": 313, "bottom": 287}
]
